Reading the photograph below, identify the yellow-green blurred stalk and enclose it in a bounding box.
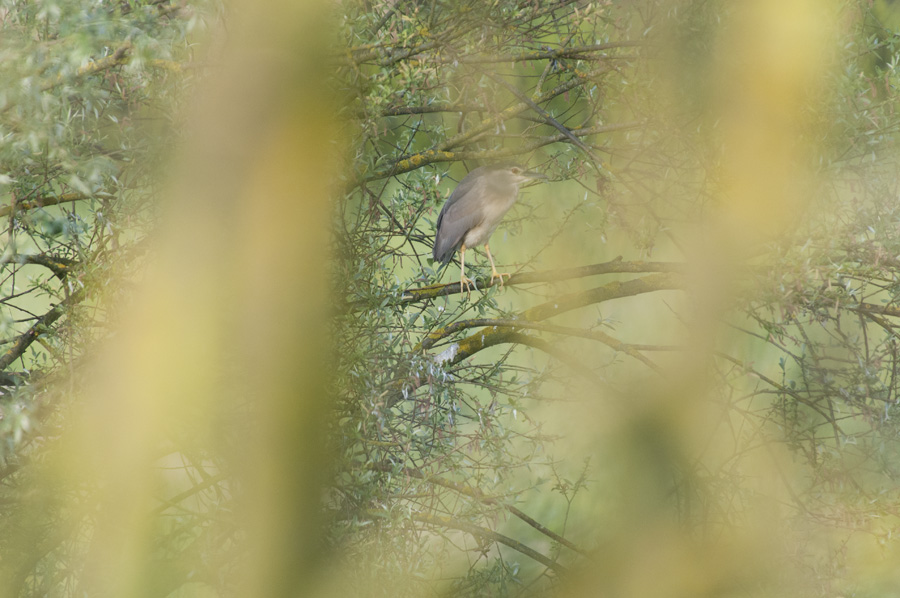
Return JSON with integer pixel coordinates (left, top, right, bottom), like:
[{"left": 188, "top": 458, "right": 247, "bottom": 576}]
[{"left": 8, "top": 1, "right": 340, "bottom": 596}]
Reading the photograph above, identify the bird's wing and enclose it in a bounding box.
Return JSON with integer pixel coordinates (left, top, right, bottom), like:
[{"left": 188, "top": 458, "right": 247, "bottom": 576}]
[
  {"left": 440, "top": 166, "right": 488, "bottom": 211},
  {"left": 432, "top": 174, "right": 488, "bottom": 263}
]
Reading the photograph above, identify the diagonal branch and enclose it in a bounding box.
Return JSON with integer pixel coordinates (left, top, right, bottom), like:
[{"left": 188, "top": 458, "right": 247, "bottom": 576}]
[
  {"left": 0, "top": 192, "right": 93, "bottom": 218},
  {"left": 1, "top": 44, "right": 131, "bottom": 116},
  {"left": 344, "top": 39, "right": 646, "bottom": 66},
  {"left": 368, "top": 462, "right": 586, "bottom": 555},
  {"left": 470, "top": 330, "right": 607, "bottom": 385},
  {"left": 436, "top": 75, "right": 590, "bottom": 153},
  {"left": 444, "top": 273, "right": 681, "bottom": 367},
  {"left": 487, "top": 72, "right": 601, "bottom": 165},
  {"left": 347, "top": 257, "right": 684, "bottom": 311},
  {"left": 20, "top": 254, "right": 76, "bottom": 280},
  {"left": 857, "top": 302, "right": 900, "bottom": 319},
  {"left": 357, "top": 74, "right": 605, "bottom": 183},
  {"left": 357, "top": 120, "right": 643, "bottom": 184},
  {"left": 447, "top": 41, "right": 647, "bottom": 64},
  {"left": 44, "top": 43, "right": 132, "bottom": 92},
  {"left": 714, "top": 352, "right": 844, "bottom": 437},
  {"left": 0, "top": 289, "right": 85, "bottom": 371},
  {"left": 385, "top": 273, "right": 682, "bottom": 404},
  {"left": 409, "top": 512, "right": 568, "bottom": 575},
  {"left": 419, "top": 317, "right": 662, "bottom": 373}
]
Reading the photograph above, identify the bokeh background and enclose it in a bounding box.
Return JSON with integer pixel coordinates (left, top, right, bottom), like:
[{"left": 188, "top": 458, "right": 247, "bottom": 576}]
[{"left": 2, "top": 0, "right": 900, "bottom": 596}]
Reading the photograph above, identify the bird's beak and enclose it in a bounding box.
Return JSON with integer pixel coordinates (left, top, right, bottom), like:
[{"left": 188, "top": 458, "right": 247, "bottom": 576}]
[{"left": 522, "top": 170, "right": 548, "bottom": 180}]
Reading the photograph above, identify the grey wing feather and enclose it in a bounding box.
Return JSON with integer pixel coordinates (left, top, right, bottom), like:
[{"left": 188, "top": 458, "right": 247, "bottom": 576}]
[
  {"left": 432, "top": 171, "right": 489, "bottom": 263},
  {"left": 440, "top": 166, "right": 489, "bottom": 211}
]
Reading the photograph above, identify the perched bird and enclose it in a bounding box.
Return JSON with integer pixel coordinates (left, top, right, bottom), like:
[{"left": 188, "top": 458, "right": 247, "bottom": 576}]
[{"left": 432, "top": 164, "right": 547, "bottom": 293}]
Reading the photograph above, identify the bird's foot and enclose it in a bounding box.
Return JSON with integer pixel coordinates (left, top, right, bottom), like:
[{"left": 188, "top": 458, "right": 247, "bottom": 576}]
[
  {"left": 460, "top": 275, "right": 476, "bottom": 296},
  {"left": 490, "top": 270, "right": 511, "bottom": 287}
]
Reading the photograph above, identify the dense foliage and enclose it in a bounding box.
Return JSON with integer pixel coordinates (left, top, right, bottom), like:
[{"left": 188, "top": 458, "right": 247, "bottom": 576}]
[
  {"left": 333, "top": 0, "right": 900, "bottom": 595},
  {"left": 0, "top": 1, "right": 223, "bottom": 595},
  {"left": 0, "top": 0, "right": 203, "bottom": 410}
]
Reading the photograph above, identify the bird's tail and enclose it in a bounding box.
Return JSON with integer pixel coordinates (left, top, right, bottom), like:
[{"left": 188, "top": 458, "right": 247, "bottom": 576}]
[{"left": 432, "top": 255, "right": 454, "bottom": 283}]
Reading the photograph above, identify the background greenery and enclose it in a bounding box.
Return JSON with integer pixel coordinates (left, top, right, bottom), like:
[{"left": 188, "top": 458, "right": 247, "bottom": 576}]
[{"left": 2, "top": 0, "right": 900, "bottom": 596}]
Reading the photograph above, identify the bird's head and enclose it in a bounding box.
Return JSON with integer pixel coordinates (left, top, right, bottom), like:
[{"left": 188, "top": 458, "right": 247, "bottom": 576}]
[{"left": 487, "top": 164, "right": 548, "bottom": 187}]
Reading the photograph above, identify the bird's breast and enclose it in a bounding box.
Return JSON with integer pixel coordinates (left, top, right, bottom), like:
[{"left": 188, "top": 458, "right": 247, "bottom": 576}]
[{"left": 462, "top": 193, "right": 517, "bottom": 248}]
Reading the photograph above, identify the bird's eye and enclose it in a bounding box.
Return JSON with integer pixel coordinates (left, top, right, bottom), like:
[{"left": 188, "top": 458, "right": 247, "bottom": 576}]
[{"left": 511, "top": 167, "right": 521, "bottom": 174}]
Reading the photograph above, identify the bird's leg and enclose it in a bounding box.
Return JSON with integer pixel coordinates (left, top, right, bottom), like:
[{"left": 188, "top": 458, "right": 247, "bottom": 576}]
[
  {"left": 484, "top": 244, "right": 510, "bottom": 287},
  {"left": 459, "top": 244, "right": 476, "bottom": 296}
]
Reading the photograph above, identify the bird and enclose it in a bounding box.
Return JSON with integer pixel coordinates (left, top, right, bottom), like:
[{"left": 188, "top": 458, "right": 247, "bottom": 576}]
[{"left": 432, "top": 164, "right": 547, "bottom": 294}]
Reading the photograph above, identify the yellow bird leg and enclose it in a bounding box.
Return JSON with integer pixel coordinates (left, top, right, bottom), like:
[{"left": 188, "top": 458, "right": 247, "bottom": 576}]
[
  {"left": 484, "top": 243, "right": 510, "bottom": 287},
  {"left": 459, "top": 243, "right": 475, "bottom": 296}
]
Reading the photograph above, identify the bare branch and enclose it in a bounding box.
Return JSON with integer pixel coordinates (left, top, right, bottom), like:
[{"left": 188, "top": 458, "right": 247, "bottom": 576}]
[
  {"left": 344, "top": 40, "right": 647, "bottom": 66},
  {"left": 0, "top": 289, "right": 85, "bottom": 371},
  {"left": 368, "top": 462, "right": 586, "bottom": 555},
  {"left": 410, "top": 512, "right": 568, "bottom": 575},
  {"left": 445, "top": 273, "right": 681, "bottom": 366},
  {"left": 0, "top": 192, "right": 92, "bottom": 218},
  {"left": 420, "top": 317, "right": 662, "bottom": 373},
  {"left": 857, "top": 302, "right": 900, "bottom": 319},
  {"left": 348, "top": 257, "right": 683, "bottom": 311}
]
